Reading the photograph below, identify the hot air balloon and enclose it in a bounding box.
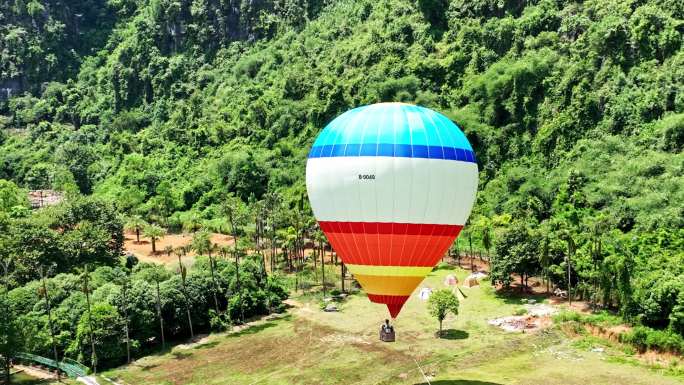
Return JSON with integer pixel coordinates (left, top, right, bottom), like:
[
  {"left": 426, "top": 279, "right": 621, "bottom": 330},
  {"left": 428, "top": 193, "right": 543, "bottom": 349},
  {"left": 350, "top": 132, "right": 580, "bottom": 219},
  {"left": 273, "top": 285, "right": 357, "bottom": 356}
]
[{"left": 306, "top": 102, "right": 478, "bottom": 319}]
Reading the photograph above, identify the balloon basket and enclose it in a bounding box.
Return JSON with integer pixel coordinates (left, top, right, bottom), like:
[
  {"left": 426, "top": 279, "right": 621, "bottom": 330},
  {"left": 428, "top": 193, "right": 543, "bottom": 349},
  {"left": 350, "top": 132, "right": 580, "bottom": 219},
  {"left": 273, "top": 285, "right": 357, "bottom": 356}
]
[{"left": 380, "top": 328, "right": 396, "bottom": 342}]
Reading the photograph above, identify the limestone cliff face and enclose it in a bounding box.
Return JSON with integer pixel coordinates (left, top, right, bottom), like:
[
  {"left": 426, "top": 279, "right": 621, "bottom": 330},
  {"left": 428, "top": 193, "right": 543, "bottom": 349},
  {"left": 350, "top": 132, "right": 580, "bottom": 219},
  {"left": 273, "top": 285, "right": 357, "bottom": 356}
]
[
  {"left": 0, "top": 0, "right": 323, "bottom": 98},
  {"left": 0, "top": 79, "right": 22, "bottom": 100},
  {"left": 0, "top": 0, "right": 116, "bottom": 94}
]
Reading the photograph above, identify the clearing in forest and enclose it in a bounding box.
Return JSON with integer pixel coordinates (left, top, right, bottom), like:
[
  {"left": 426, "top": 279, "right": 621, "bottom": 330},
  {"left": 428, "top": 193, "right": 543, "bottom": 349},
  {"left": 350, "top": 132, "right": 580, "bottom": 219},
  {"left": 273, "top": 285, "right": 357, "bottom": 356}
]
[
  {"left": 124, "top": 231, "right": 234, "bottom": 266},
  {"left": 101, "top": 266, "right": 684, "bottom": 385}
]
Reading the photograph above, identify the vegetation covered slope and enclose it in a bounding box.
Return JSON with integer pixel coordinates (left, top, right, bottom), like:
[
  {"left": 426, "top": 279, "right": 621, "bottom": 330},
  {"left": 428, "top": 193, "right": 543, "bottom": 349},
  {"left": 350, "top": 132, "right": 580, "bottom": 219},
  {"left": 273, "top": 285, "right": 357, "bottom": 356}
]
[
  {"left": 1, "top": 0, "right": 682, "bottom": 219},
  {"left": 1, "top": 0, "right": 683, "bottom": 366}
]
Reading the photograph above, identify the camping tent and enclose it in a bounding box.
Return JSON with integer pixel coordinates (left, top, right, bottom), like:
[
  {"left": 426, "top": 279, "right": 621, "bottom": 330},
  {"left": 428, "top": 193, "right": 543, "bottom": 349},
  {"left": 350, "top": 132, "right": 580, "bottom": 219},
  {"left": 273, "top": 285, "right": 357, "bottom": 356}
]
[
  {"left": 444, "top": 274, "right": 458, "bottom": 286},
  {"left": 463, "top": 276, "right": 479, "bottom": 288},
  {"left": 419, "top": 287, "right": 432, "bottom": 300}
]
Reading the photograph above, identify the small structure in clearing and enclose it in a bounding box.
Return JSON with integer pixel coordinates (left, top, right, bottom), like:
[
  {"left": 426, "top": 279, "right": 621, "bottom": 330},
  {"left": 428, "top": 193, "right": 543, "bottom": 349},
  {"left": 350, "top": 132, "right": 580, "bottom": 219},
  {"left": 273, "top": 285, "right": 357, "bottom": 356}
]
[{"left": 28, "top": 190, "right": 64, "bottom": 208}]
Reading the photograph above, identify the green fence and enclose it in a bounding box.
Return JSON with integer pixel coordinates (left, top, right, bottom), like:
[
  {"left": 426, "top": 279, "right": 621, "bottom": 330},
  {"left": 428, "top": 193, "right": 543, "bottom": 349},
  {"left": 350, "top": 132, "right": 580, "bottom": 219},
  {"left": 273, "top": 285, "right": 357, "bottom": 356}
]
[{"left": 16, "top": 352, "right": 89, "bottom": 378}]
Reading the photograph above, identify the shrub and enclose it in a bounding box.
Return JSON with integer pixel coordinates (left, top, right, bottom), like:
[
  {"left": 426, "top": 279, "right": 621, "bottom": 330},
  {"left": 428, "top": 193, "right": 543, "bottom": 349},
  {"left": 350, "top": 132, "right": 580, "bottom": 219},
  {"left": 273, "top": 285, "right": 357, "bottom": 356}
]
[
  {"left": 553, "top": 310, "right": 582, "bottom": 323},
  {"left": 620, "top": 326, "right": 684, "bottom": 354},
  {"left": 514, "top": 308, "right": 528, "bottom": 316}
]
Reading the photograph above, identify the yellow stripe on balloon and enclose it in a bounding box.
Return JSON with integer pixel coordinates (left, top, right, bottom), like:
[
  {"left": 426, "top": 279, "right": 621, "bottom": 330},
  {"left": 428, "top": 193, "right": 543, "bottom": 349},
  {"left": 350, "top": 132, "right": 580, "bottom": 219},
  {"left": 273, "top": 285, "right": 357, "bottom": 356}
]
[
  {"left": 345, "top": 264, "right": 433, "bottom": 277},
  {"left": 354, "top": 274, "right": 424, "bottom": 296}
]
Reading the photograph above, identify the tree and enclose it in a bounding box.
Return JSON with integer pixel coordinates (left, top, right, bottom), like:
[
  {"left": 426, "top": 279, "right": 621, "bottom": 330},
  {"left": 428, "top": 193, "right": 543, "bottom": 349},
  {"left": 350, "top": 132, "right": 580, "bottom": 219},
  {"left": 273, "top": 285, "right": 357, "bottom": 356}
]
[
  {"left": 0, "top": 259, "right": 19, "bottom": 385},
  {"left": 143, "top": 224, "right": 165, "bottom": 254},
  {"left": 427, "top": 289, "right": 459, "bottom": 337},
  {"left": 313, "top": 228, "right": 328, "bottom": 297},
  {"left": 176, "top": 242, "right": 197, "bottom": 339},
  {"left": 38, "top": 265, "right": 61, "bottom": 381},
  {"left": 482, "top": 223, "right": 492, "bottom": 268},
  {"left": 539, "top": 236, "right": 551, "bottom": 294},
  {"left": 149, "top": 181, "right": 177, "bottom": 226},
  {"left": 124, "top": 215, "right": 147, "bottom": 243},
  {"left": 491, "top": 222, "right": 541, "bottom": 291},
  {"left": 182, "top": 212, "right": 202, "bottom": 234},
  {"left": 113, "top": 269, "right": 132, "bottom": 364},
  {"left": 69, "top": 303, "right": 125, "bottom": 367},
  {"left": 0, "top": 295, "right": 17, "bottom": 385},
  {"left": 54, "top": 142, "right": 99, "bottom": 194},
  {"left": 178, "top": 262, "right": 194, "bottom": 340},
  {"left": 468, "top": 229, "right": 475, "bottom": 272},
  {"left": 77, "top": 265, "right": 98, "bottom": 372},
  {"left": 145, "top": 265, "right": 168, "bottom": 349},
  {"left": 561, "top": 231, "right": 576, "bottom": 306},
  {"left": 191, "top": 231, "right": 220, "bottom": 314},
  {"left": 136, "top": 265, "right": 170, "bottom": 350},
  {"left": 263, "top": 191, "right": 283, "bottom": 273},
  {"left": 163, "top": 245, "right": 174, "bottom": 257},
  {"left": 223, "top": 194, "right": 248, "bottom": 323},
  {"left": 0, "top": 180, "right": 28, "bottom": 214},
  {"left": 249, "top": 196, "right": 267, "bottom": 278}
]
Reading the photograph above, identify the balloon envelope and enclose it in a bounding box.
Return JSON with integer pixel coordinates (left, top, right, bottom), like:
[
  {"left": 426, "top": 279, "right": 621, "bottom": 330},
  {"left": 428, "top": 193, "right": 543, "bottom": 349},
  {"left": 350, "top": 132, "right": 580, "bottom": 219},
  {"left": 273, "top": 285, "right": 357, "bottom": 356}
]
[{"left": 306, "top": 102, "right": 478, "bottom": 318}]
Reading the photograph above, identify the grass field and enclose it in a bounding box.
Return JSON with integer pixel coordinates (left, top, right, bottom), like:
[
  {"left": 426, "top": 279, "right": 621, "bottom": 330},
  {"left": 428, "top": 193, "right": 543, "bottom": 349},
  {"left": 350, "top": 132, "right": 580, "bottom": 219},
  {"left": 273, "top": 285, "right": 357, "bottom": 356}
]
[{"left": 102, "top": 266, "right": 684, "bottom": 385}]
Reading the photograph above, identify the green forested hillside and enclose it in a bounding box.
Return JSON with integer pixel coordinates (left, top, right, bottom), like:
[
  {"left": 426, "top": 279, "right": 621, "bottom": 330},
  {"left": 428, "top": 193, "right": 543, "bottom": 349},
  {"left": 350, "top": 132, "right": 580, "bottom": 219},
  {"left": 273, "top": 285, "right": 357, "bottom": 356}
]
[
  {"left": 1, "top": 0, "right": 684, "bottom": 370},
  {"left": 2, "top": 0, "right": 682, "bottom": 218}
]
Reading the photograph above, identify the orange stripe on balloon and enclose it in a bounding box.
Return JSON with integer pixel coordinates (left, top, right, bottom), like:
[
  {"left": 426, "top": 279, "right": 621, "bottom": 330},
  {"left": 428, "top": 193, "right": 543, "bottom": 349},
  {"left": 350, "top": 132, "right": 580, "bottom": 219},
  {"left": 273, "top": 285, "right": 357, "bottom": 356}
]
[{"left": 323, "top": 232, "right": 460, "bottom": 266}]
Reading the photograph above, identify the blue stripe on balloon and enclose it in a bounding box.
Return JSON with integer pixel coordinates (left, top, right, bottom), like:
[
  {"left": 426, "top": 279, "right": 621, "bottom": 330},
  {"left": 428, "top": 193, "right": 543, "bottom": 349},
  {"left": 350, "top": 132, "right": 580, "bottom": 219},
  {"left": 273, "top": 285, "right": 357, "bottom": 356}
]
[{"left": 308, "top": 144, "right": 477, "bottom": 163}]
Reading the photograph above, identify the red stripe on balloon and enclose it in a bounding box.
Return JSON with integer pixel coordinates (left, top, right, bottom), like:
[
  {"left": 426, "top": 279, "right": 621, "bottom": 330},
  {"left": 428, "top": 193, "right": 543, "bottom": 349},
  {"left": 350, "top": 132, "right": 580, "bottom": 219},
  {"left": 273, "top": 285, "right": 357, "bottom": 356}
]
[
  {"left": 367, "top": 294, "right": 410, "bottom": 319},
  {"left": 319, "top": 221, "right": 462, "bottom": 235}
]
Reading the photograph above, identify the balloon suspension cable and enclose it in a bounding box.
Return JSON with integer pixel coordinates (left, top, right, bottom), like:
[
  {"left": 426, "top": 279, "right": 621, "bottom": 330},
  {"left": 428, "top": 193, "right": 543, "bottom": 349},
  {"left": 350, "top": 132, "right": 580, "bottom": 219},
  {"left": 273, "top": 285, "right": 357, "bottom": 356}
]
[{"left": 413, "top": 356, "right": 431, "bottom": 385}]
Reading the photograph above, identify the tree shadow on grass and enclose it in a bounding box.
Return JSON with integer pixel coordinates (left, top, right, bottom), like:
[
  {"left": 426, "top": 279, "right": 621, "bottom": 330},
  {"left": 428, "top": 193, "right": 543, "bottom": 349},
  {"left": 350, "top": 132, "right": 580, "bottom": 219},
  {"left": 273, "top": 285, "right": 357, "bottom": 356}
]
[
  {"left": 432, "top": 262, "right": 458, "bottom": 271},
  {"left": 172, "top": 350, "right": 192, "bottom": 360},
  {"left": 438, "top": 329, "right": 469, "bottom": 340},
  {"left": 494, "top": 288, "right": 549, "bottom": 305},
  {"left": 226, "top": 320, "right": 279, "bottom": 338},
  {"left": 193, "top": 340, "right": 220, "bottom": 350},
  {"left": 414, "top": 381, "right": 504, "bottom": 385},
  {"left": 139, "top": 363, "right": 160, "bottom": 371}
]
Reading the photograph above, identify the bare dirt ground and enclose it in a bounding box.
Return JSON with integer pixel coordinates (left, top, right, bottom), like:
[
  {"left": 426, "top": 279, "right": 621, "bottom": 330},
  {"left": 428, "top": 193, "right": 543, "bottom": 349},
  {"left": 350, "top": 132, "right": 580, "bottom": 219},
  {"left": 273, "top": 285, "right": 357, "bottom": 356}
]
[
  {"left": 12, "top": 364, "right": 58, "bottom": 380},
  {"left": 124, "top": 231, "right": 234, "bottom": 265}
]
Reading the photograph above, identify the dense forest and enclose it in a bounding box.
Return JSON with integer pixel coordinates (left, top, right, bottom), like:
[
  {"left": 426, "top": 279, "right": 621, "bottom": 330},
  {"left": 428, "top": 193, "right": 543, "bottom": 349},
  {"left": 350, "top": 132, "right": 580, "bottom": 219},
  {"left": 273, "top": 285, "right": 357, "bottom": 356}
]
[{"left": 1, "top": 0, "right": 683, "bottom": 376}]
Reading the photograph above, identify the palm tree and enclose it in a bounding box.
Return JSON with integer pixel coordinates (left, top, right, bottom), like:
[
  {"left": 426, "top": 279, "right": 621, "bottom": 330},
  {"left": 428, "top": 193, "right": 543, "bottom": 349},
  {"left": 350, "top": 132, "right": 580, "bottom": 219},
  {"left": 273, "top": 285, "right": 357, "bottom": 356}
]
[
  {"left": 182, "top": 212, "right": 202, "bottom": 234},
  {"left": 313, "top": 229, "right": 327, "bottom": 297},
  {"left": 148, "top": 265, "right": 167, "bottom": 349},
  {"left": 0, "top": 258, "right": 18, "bottom": 384},
  {"left": 588, "top": 218, "right": 606, "bottom": 306},
  {"left": 264, "top": 191, "right": 283, "bottom": 274},
  {"left": 539, "top": 236, "right": 551, "bottom": 293},
  {"left": 143, "top": 224, "right": 165, "bottom": 254},
  {"left": 219, "top": 245, "right": 231, "bottom": 260},
  {"left": 124, "top": 215, "right": 148, "bottom": 243},
  {"left": 455, "top": 237, "right": 460, "bottom": 265},
  {"left": 77, "top": 264, "right": 97, "bottom": 373},
  {"left": 482, "top": 225, "right": 492, "bottom": 269},
  {"left": 224, "top": 194, "right": 248, "bottom": 323},
  {"left": 179, "top": 262, "right": 194, "bottom": 339},
  {"left": 191, "top": 231, "right": 220, "bottom": 314},
  {"left": 113, "top": 269, "right": 132, "bottom": 364},
  {"left": 290, "top": 202, "right": 307, "bottom": 292},
  {"left": 250, "top": 197, "right": 267, "bottom": 277},
  {"left": 164, "top": 245, "right": 174, "bottom": 257},
  {"left": 561, "top": 231, "right": 576, "bottom": 306},
  {"left": 468, "top": 230, "right": 474, "bottom": 272}
]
